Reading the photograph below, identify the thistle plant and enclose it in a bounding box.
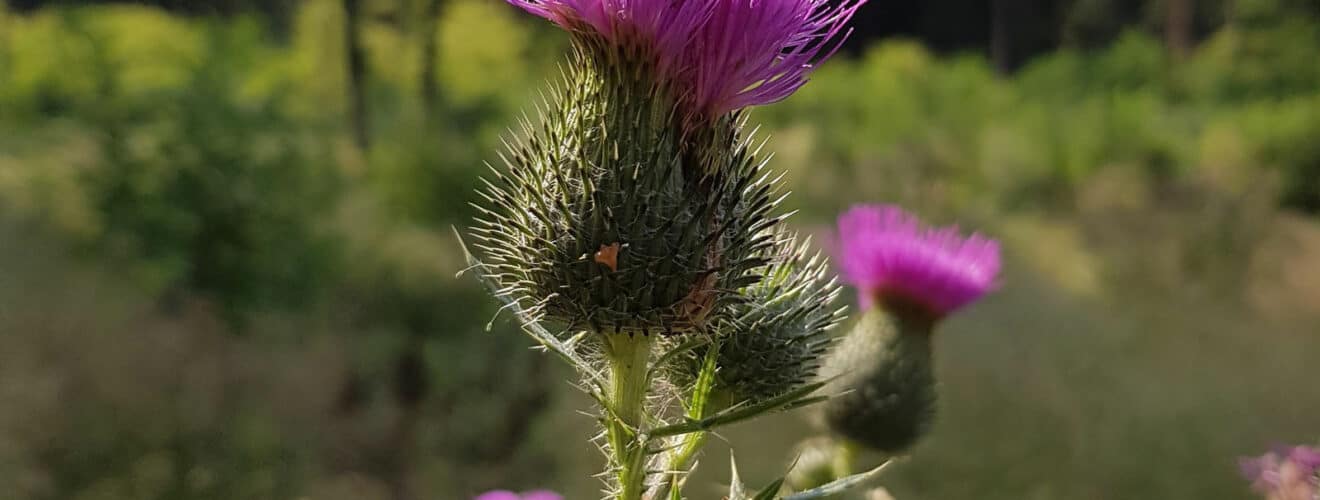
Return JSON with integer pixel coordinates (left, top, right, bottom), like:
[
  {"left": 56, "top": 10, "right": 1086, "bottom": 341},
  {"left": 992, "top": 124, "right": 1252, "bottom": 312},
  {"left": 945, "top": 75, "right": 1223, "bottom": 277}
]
[{"left": 460, "top": 1, "right": 907, "bottom": 498}]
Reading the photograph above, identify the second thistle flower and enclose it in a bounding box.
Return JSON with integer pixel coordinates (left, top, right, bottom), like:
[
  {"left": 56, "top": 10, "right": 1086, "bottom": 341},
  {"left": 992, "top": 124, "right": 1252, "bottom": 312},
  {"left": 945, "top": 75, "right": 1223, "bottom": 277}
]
[{"left": 820, "top": 205, "right": 1000, "bottom": 453}]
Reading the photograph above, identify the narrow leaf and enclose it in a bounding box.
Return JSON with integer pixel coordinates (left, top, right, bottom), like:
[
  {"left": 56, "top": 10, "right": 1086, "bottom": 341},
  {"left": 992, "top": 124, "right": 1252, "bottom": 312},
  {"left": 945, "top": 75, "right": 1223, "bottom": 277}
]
[
  {"left": 753, "top": 478, "right": 786, "bottom": 500},
  {"left": 781, "top": 459, "right": 896, "bottom": 500},
  {"left": 648, "top": 381, "right": 827, "bottom": 439}
]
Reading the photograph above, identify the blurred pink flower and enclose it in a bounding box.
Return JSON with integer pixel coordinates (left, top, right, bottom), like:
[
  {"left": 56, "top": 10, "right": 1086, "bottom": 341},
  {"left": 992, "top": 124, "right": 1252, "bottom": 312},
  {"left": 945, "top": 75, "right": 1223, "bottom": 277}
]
[
  {"left": 834, "top": 204, "right": 1000, "bottom": 317},
  {"left": 474, "top": 490, "right": 563, "bottom": 500},
  {"left": 505, "top": 0, "right": 864, "bottom": 119},
  {"left": 1241, "top": 446, "right": 1320, "bottom": 500}
]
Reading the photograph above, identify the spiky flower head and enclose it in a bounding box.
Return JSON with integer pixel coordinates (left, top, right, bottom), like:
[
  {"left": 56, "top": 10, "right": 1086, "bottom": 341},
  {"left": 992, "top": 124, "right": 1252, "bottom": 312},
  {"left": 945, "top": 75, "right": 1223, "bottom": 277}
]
[
  {"left": 475, "top": 0, "right": 863, "bottom": 336},
  {"left": 835, "top": 204, "right": 1000, "bottom": 318},
  {"left": 507, "top": 0, "right": 864, "bottom": 121},
  {"left": 1240, "top": 446, "right": 1320, "bottom": 500},
  {"left": 673, "top": 231, "right": 844, "bottom": 404}
]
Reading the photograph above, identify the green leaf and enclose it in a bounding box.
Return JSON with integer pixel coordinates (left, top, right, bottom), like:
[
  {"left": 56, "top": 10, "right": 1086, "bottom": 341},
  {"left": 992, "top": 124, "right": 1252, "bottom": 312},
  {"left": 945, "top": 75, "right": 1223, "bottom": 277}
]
[
  {"left": 753, "top": 478, "right": 786, "bottom": 500},
  {"left": 781, "top": 459, "right": 896, "bottom": 500},
  {"left": 688, "top": 340, "right": 721, "bottom": 420},
  {"left": 648, "top": 381, "right": 827, "bottom": 439},
  {"left": 667, "top": 478, "right": 683, "bottom": 500}
]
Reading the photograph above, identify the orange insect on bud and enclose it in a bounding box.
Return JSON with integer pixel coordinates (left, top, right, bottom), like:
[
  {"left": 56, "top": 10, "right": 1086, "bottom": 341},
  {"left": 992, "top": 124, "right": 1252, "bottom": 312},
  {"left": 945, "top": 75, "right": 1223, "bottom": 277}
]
[{"left": 594, "top": 243, "right": 621, "bottom": 272}]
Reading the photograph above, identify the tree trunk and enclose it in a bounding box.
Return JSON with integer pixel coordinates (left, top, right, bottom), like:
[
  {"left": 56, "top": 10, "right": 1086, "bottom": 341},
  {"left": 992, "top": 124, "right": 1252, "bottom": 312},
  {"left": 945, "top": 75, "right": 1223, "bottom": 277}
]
[
  {"left": 990, "top": 0, "right": 1012, "bottom": 74},
  {"left": 387, "top": 341, "right": 429, "bottom": 500},
  {"left": 419, "top": 0, "right": 444, "bottom": 123},
  {"left": 344, "top": 0, "right": 371, "bottom": 152},
  {"left": 1166, "top": 0, "right": 1194, "bottom": 61}
]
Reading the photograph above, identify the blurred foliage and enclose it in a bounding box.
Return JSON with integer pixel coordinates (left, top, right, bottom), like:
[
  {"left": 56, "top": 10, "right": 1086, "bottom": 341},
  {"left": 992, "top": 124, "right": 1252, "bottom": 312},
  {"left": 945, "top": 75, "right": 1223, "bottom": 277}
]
[
  {"left": 1, "top": 0, "right": 1319, "bottom": 499},
  {"left": 757, "top": 13, "right": 1320, "bottom": 217},
  {"left": 83, "top": 28, "right": 341, "bottom": 329}
]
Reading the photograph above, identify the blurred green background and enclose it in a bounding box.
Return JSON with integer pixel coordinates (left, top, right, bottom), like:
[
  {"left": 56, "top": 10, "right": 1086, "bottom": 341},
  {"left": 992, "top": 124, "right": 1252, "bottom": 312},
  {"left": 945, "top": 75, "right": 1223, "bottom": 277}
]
[{"left": 0, "top": 0, "right": 1317, "bottom": 498}]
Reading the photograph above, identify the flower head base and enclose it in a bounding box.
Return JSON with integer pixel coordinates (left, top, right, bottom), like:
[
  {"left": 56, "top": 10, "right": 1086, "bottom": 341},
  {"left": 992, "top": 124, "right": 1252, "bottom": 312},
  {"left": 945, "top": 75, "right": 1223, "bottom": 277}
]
[
  {"left": 1241, "top": 446, "right": 1320, "bottom": 500},
  {"left": 835, "top": 204, "right": 1000, "bottom": 318},
  {"left": 507, "top": 0, "right": 864, "bottom": 119},
  {"left": 819, "top": 307, "right": 937, "bottom": 453}
]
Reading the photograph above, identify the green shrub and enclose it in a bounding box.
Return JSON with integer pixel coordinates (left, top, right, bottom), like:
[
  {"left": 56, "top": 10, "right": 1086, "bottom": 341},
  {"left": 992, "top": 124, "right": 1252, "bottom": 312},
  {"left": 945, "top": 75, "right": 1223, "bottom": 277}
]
[{"left": 82, "top": 31, "right": 341, "bottom": 329}]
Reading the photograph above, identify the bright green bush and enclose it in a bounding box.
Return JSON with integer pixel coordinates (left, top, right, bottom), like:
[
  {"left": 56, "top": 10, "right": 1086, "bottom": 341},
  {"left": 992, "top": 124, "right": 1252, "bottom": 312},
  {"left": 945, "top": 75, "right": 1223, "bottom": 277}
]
[{"left": 757, "top": 25, "right": 1320, "bottom": 216}]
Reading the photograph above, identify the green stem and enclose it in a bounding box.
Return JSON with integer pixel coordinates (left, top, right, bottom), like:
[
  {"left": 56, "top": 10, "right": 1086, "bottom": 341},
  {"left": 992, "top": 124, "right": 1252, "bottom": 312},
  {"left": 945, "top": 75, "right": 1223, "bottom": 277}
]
[
  {"left": 605, "top": 333, "right": 653, "bottom": 500},
  {"left": 661, "top": 424, "right": 707, "bottom": 497},
  {"left": 666, "top": 387, "right": 729, "bottom": 490}
]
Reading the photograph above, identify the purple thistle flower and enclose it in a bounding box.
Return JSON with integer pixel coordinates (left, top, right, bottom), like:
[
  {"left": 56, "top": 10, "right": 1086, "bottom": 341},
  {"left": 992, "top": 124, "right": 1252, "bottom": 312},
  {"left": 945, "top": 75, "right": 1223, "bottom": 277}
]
[
  {"left": 474, "top": 490, "right": 563, "bottom": 500},
  {"left": 505, "top": 0, "right": 864, "bottom": 119},
  {"left": 1241, "top": 446, "right": 1320, "bottom": 500},
  {"left": 834, "top": 204, "right": 1000, "bottom": 317},
  {"left": 520, "top": 491, "right": 564, "bottom": 500}
]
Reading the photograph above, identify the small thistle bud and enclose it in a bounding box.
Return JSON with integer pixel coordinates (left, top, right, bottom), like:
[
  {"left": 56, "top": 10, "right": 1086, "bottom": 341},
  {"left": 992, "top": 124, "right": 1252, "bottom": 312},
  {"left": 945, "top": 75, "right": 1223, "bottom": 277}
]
[
  {"left": 474, "top": 0, "right": 863, "bottom": 336},
  {"left": 820, "top": 205, "right": 1000, "bottom": 453},
  {"left": 675, "top": 232, "right": 843, "bottom": 404}
]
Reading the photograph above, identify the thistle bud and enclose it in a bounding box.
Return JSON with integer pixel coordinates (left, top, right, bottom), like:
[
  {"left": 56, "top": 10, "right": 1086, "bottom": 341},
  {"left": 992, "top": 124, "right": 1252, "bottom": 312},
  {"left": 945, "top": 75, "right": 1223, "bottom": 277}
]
[
  {"left": 473, "top": 0, "right": 863, "bottom": 336},
  {"left": 675, "top": 232, "right": 843, "bottom": 404},
  {"left": 820, "top": 205, "right": 1000, "bottom": 453},
  {"left": 821, "top": 306, "right": 937, "bottom": 453}
]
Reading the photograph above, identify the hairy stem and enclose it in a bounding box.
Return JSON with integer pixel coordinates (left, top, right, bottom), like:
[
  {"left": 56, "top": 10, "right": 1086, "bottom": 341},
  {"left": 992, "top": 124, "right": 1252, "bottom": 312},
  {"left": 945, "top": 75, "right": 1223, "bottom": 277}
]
[{"left": 604, "top": 333, "right": 653, "bottom": 500}]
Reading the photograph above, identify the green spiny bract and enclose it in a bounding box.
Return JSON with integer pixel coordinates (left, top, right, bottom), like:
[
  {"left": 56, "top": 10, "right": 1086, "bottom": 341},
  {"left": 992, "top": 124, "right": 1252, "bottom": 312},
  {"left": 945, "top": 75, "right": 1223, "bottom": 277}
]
[
  {"left": 820, "top": 307, "right": 937, "bottom": 453},
  {"left": 672, "top": 232, "right": 844, "bottom": 404},
  {"left": 470, "top": 36, "right": 782, "bottom": 336}
]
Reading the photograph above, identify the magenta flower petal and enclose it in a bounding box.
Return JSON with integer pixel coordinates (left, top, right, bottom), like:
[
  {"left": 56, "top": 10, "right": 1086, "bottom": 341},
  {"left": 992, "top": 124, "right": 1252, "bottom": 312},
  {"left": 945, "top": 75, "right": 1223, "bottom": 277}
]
[
  {"left": 505, "top": 0, "right": 863, "bottom": 118},
  {"left": 520, "top": 491, "right": 564, "bottom": 500},
  {"left": 1240, "top": 446, "right": 1320, "bottom": 498},
  {"left": 1288, "top": 446, "right": 1320, "bottom": 471},
  {"left": 473, "top": 491, "right": 523, "bottom": 500},
  {"left": 685, "top": 0, "right": 864, "bottom": 116},
  {"left": 835, "top": 204, "right": 1000, "bottom": 316},
  {"left": 1241, "top": 454, "right": 1283, "bottom": 486}
]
